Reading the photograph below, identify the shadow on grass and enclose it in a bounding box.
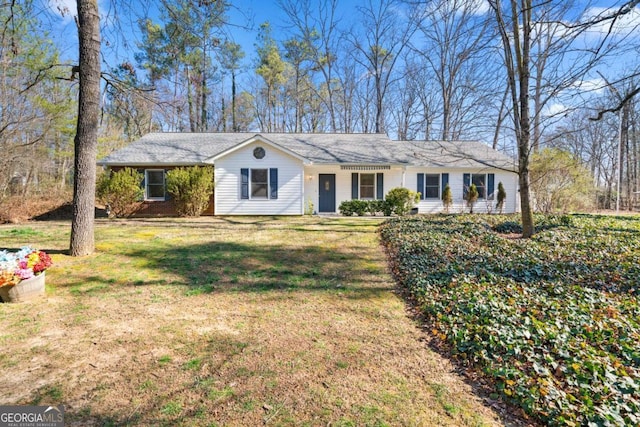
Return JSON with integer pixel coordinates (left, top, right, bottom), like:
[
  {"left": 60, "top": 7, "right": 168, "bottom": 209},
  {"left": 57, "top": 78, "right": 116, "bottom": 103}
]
[{"left": 57, "top": 237, "right": 392, "bottom": 299}]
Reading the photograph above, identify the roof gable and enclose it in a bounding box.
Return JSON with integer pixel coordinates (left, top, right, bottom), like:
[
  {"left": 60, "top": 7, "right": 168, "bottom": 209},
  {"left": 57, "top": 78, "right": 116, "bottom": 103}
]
[{"left": 209, "top": 134, "right": 310, "bottom": 163}]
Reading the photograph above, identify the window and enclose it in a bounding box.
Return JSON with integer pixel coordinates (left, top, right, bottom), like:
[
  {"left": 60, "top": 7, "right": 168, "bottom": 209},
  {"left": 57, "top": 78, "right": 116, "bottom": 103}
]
[
  {"left": 463, "top": 173, "right": 495, "bottom": 200},
  {"left": 251, "top": 169, "right": 268, "bottom": 199},
  {"left": 424, "top": 174, "right": 440, "bottom": 199},
  {"left": 241, "top": 168, "right": 278, "bottom": 200},
  {"left": 351, "top": 173, "right": 384, "bottom": 200},
  {"left": 417, "top": 173, "right": 448, "bottom": 200},
  {"left": 472, "top": 174, "right": 486, "bottom": 199},
  {"left": 145, "top": 169, "right": 165, "bottom": 200},
  {"left": 360, "top": 173, "right": 375, "bottom": 199}
]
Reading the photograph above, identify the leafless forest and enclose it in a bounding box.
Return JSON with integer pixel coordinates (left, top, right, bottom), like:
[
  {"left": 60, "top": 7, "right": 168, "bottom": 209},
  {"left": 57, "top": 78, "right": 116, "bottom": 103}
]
[{"left": 2, "top": 0, "right": 639, "bottom": 219}]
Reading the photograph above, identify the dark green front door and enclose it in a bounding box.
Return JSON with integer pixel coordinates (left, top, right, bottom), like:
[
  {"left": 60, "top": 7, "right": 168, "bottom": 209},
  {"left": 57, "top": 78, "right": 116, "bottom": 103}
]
[{"left": 318, "top": 174, "right": 336, "bottom": 213}]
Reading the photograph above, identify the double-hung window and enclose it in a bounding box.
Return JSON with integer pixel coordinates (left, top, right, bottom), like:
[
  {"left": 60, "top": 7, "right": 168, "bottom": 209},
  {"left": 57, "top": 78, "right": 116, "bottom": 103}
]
[
  {"left": 463, "top": 173, "right": 495, "bottom": 200},
  {"left": 251, "top": 169, "right": 268, "bottom": 199},
  {"left": 359, "top": 173, "right": 375, "bottom": 199},
  {"left": 241, "top": 168, "right": 278, "bottom": 200},
  {"left": 417, "top": 173, "right": 449, "bottom": 200},
  {"left": 351, "top": 173, "right": 384, "bottom": 200},
  {"left": 472, "top": 174, "right": 486, "bottom": 199},
  {"left": 424, "top": 174, "right": 440, "bottom": 199},
  {"left": 145, "top": 169, "right": 165, "bottom": 200}
]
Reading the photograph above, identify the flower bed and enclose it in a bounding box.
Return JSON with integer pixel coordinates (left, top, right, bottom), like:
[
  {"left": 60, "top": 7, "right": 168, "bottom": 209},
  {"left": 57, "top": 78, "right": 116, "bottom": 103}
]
[
  {"left": 0, "top": 247, "right": 52, "bottom": 301},
  {"left": 380, "top": 215, "right": 640, "bottom": 426}
]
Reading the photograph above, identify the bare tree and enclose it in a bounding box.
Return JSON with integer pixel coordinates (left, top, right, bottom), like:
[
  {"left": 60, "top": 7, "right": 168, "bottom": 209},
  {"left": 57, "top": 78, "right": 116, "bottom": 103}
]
[
  {"left": 279, "top": 0, "right": 342, "bottom": 132},
  {"left": 349, "top": 0, "right": 418, "bottom": 134},
  {"left": 487, "top": 0, "right": 633, "bottom": 236},
  {"left": 412, "top": 0, "right": 496, "bottom": 141}
]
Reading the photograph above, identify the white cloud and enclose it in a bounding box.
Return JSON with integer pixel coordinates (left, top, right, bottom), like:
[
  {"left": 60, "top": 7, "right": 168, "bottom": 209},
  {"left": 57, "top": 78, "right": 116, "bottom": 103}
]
[
  {"left": 48, "top": 0, "right": 77, "bottom": 22},
  {"left": 572, "top": 78, "right": 607, "bottom": 94},
  {"left": 583, "top": 5, "right": 640, "bottom": 37},
  {"left": 467, "top": 0, "right": 490, "bottom": 16},
  {"left": 544, "top": 102, "right": 568, "bottom": 118}
]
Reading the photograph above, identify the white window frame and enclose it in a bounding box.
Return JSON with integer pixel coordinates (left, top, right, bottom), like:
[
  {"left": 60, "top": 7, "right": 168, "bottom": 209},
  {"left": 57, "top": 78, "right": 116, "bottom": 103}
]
[
  {"left": 471, "top": 173, "right": 487, "bottom": 199},
  {"left": 424, "top": 173, "right": 440, "bottom": 199},
  {"left": 145, "top": 169, "right": 166, "bottom": 201},
  {"left": 250, "top": 168, "right": 269, "bottom": 200},
  {"left": 359, "top": 173, "right": 376, "bottom": 200}
]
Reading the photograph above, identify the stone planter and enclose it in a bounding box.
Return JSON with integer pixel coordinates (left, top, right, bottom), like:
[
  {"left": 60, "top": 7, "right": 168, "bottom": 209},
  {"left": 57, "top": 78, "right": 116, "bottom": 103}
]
[{"left": 0, "top": 271, "right": 46, "bottom": 303}]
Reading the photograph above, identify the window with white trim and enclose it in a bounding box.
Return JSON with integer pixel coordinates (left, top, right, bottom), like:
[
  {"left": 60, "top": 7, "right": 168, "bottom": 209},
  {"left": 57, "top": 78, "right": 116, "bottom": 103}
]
[
  {"left": 472, "top": 174, "right": 486, "bottom": 199},
  {"left": 145, "top": 169, "right": 165, "bottom": 200},
  {"left": 240, "top": 168, "right": 278, "bottom": 200},
  {"left": 251, "top": 168, "right": 268, "bottom": 199},
  {"left": 359, "top": 173, "right": 375, "bottom": 199},
  {"left": 424, "top": 174, "right": 440, "bottom": 199}
]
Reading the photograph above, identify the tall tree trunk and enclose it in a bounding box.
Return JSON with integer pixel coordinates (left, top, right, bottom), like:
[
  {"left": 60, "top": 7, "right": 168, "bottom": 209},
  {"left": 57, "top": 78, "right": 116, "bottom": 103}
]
[
  {"left": 201, "top": 58, "right": 207, "bottom": 131},
  {"left": 70, "top": 0, "right": 100, "bottom": 256},
  {"left": 186, "top": 67, "right": 196, "bottom": 132},
  {"left": 231, "top": 71, "right": 237, "bottom": 132},
  {"left": 221, "top": 96, "right": 226, "bottom": 132},
  {"left": 491, "top": 0, "right": 535, "bottom": 237},
  {"left": 516, "top": 0, "right": 535, "bottom": 237}
]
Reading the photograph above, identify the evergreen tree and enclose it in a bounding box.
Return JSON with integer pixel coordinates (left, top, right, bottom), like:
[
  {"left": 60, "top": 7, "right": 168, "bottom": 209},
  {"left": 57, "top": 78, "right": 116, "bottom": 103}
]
[
  {"left": 442, "top": 183, "right": 453, "bottom": 213},
  {"left": 496, "top": 182, "right": 507, "bottom": 214},
  {"left": 466, "top": 183, "right": 479, "bottom": 213}
]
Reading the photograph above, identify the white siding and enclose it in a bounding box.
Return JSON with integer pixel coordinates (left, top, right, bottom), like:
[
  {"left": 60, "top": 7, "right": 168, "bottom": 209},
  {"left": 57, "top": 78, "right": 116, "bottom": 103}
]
[
  {"left": 303, "top": 165, "right": 405, "bottom": 213},
  {"left": 407, "top": 167, "right": 520, "bottom": 214},
  {"left": 214, "top": 141, "right": 304, "bottom": 215}
]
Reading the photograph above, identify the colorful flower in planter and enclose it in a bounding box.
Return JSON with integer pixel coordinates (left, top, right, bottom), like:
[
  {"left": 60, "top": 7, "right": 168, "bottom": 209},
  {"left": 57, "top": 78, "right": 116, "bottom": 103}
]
[{"left": 0, "top": 247, "right": 53, "bottom": 287}]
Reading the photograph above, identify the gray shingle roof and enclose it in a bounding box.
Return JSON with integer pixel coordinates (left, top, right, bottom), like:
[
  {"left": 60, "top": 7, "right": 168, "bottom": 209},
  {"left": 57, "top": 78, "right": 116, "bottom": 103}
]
[{"left": 98, "top": 132, "right": 516, "bottom": 171}]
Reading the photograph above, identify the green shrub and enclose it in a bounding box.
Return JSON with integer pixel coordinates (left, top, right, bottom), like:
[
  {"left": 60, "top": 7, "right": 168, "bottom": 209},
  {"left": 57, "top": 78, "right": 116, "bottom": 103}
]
[
  {"left": 367, "top": 199, "right": 386, "bottom": 216},
  {"left": 442, "top": 183, "right": 453, "bottom": 213},
  {"left": 304, "top": 198, "right": 314, "bottom": 215},
  {"left": 339, "top": 199, "right": 388, "bottom": 216},
  {"left": 351, "top": 200, "right": 369, "bottom": 216},
  {"left": 385, "top": 187, "right": 419, "bottom": 216},
  {"left": 96, "top": 168, "right": 144, "bottom": 217},
  {"left": 466, "top": 183, "right": 479, "bottom": 213},
  {"left": 165, "top": 166, "right": 214, "bottom": 217},
  {"left": 496, "top": 182, "right": 507, "bottom": 214},
  {"left": 530, "top": 148, "right": 595, "bottom": 213},
  {"left": 339, "top": 200, "right": 356, "bottom": 216}
]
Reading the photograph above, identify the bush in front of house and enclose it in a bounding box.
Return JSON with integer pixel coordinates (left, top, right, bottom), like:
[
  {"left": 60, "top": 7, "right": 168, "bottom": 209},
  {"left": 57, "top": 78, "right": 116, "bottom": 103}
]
[
  {"left": 339, "top": 199, "right": 370, "bottom": 216},
  {"left": 466, "top": 183, "right": 479, "bottom": 213},
  {"left": 96, "top": 168, "right": 144, "bottom": 217},
  {"left": 166, "top": 166, "right": 214, "bottom": 217},
  {"left": 442, "top": 183, "right": 453, "bottom": 213},
  {"left": 338, "top": 200, "right": 390, "bottom": 216},
  {"left": 385, "top": 187, "right": 419, "bottom": 216},
  {"left": 338, "top": 188, "right": 419, "bottom": 217}
]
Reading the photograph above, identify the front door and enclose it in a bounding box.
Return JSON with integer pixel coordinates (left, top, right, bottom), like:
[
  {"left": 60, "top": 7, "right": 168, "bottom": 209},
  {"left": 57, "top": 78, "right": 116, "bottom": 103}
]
[{"left": 318, "top": 174, "right": 336, "bottom": 213}]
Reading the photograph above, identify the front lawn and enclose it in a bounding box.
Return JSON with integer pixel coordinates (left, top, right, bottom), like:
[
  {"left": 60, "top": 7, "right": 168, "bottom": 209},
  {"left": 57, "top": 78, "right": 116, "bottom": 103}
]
[
  {"left": 380, "top": 214, "right": 640, "bottom": 426},
  {"left": 0, "top": 217, "right": 507, "bottom": 426}
]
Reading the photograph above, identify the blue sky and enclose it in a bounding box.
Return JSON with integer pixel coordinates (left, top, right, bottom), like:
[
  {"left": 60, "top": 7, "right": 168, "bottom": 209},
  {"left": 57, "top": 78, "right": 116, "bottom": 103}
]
[
  {"left": 44, "top": 0, "right": 639, "bottom": 68},
  {"left": 44, "top": 0, "right": 361, "bottom": 68},
  {"left": 43, "top": 0, "right": 639, "bottom": 116}
]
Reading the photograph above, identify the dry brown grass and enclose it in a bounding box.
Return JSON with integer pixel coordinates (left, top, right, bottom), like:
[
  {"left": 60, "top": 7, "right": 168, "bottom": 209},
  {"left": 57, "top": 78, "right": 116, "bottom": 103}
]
[{"left": 0, "top": 217, "right": 513, "bottom": 426}]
